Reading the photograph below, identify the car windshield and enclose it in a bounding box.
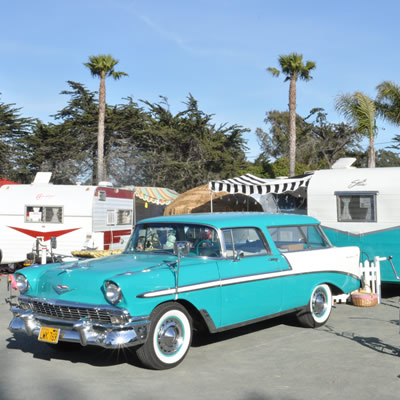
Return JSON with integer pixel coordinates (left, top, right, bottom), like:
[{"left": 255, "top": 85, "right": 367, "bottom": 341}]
[{"left": 124, "top": 222, "right": 221, "bottom": 257}]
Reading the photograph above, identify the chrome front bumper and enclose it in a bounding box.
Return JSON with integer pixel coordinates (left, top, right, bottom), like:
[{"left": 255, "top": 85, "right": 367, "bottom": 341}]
[{"left": 9, "top": 306, "right": 150, "bottom": 349}]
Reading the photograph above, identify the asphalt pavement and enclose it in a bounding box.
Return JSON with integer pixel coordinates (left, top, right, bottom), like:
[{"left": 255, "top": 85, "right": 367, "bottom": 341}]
[{"left": 0, "top": 274, "right": 399, "bottom": 400}]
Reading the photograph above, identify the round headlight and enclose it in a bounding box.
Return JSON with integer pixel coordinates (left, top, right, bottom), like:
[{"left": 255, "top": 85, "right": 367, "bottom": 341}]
[
  {"left": 15, "top": 274, "right": 29, "bottom": 293},
  {"left": 105, "top": 281, "right": 122, "bottom": 304}
]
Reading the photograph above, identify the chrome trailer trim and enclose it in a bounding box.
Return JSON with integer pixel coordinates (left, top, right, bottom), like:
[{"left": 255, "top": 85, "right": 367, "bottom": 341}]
[{"left": 9, "top": 303, "right": 150, "bottom": 349}]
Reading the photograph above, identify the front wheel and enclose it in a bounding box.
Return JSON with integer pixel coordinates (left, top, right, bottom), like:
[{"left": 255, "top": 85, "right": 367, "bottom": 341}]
[
  {"left": 297, "top": 284, "right": 332, "bottom": 328},
  {"left": 136, "top": 302, "right": 192, "bottom": 370}
]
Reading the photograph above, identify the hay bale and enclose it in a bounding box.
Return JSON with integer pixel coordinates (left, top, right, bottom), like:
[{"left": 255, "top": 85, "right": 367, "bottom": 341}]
[{"left": 164, "top": 184, "right": 262, "bottom": 215}]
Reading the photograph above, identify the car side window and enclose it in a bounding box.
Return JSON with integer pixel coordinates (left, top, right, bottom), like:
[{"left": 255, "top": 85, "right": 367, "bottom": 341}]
[
  {"left": 268, "top": 225, "right": 330, "bottom": 252},
  {"left": 223, "top": 228, "right": 269, "bottom": 258},
  {"left": 299, "top": 226, "right": 330, "bottom": 249}
]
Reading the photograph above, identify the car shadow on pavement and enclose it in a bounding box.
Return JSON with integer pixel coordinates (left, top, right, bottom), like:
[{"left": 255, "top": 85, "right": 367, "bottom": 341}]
[
  {"left": 5, "top": 314, "right": 302, "bottom": 369},
  {"left": 322, "top": 324, "right": 400, "bottom": 357},
  {"left": 192, "top": 313, "right": 300, "bottom": 347},
  {"left": 5, "top": 332, "right": 144, "bottom": 368}
]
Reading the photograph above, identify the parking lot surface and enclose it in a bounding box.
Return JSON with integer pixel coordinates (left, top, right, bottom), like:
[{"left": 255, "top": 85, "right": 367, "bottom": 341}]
[{"left": 0, "top": 274, "right": 399, "bottom": 400}]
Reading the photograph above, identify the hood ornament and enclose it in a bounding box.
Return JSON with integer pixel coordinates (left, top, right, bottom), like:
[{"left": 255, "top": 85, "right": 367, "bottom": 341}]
[
  {"left": 57, "top": 261, "right": 92, "bottom": 274},
  {"left": 53, "top": 284, "right": 75, "bottom": 294}
]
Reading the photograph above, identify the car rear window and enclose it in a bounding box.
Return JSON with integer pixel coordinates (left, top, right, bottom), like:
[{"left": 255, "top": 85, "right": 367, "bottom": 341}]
[{"left": 267, "top": 225, "right": 330, "bottom": 252}]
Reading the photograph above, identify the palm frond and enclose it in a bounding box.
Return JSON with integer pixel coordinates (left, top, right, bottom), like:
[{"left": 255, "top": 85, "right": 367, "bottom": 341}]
[
  {"left": 267, "top": 67, "right": 280, "bottom": 77},
  {"left": 84, "top": 54, "right": 127, "bottom": 80},
  {"left": 269, "top": 53, "right": 316, "bottom": 81},
  {"left": 376, "top": 81, "right": 400, "bottom": 125},
  {"left": 354, "top": 92, "right": 376, "bottom": 137},
  {"left": 335, "top": 92, "right": 377, "bottom": 138}
]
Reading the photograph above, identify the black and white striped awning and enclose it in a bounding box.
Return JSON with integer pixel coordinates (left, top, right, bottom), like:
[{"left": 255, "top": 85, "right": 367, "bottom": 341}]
[{"left": 209, "top": 173, "right": 313, "bottom": 195}]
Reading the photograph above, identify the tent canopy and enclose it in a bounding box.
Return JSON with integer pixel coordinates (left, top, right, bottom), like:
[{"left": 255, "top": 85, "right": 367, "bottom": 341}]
[
  {"left": 126, "top": 186, "right": 179, "bottom": 205},
  {"left": 209, "top": 173, "right": 313, "bottom": 195}
]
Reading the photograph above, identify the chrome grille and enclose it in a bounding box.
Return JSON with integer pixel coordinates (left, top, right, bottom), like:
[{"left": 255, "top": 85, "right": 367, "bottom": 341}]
[{"left": 22, "top": 299, "right": 120, "bottom": 324}]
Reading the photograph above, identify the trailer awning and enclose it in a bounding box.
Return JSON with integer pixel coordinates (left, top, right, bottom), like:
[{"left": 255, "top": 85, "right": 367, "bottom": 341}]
[
  {"left": 134, "top": 187, "right": 179, "bottom": 205},
  {"left": 209, "top": 173, "right": 313, "bottom": 195}
]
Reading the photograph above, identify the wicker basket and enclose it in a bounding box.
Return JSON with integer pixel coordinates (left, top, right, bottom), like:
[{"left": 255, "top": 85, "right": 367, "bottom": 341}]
[{"left": 351, "top": 292, "right": 378, "bottom": 307}]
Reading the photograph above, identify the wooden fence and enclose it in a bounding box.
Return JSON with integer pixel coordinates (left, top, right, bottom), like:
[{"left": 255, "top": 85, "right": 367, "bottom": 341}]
[{"left": 333, "top": 256, "right": 382, "bottom": 304}]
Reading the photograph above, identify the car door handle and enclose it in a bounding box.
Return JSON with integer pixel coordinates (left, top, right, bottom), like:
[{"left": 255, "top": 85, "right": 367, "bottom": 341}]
[{"left": 269, "top": 258, "right": 279, "bottom": 262}]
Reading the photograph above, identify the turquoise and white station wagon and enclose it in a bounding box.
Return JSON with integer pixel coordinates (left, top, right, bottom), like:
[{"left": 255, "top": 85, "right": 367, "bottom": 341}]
[{"left": 9, "top": 213, "right": 361, "bottom": 369}]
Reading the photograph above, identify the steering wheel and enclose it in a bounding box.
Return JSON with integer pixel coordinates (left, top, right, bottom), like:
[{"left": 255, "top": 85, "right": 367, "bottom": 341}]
[{"left": 195, "top": 240, "right": 213, "bottom": 255}]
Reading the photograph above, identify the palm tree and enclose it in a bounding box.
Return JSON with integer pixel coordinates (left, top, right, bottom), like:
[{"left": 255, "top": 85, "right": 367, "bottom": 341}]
[
  {"left": 335, "top": 92, "right": 377, "bottom": 168},
  {"left": 376, "top": 81, "right": 400, "bottom": 126},
  {"left": 84, "top": 54, "right": 128, "bottom": 183},
  {"left": 267, "top": 53, "right": 316, "bottom": 177}
]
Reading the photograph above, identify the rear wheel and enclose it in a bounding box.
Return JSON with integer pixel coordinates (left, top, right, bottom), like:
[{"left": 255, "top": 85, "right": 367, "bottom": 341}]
[
  {"left": 297, "top": 284, "right": 332, "bottom": 328},
  {"left": 136, "top": 302, "right": 192, "bottom": 370}
]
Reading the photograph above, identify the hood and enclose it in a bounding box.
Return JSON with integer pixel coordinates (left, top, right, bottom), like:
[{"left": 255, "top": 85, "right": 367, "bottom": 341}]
[{"left": 24, "top": 253, "right": 178, "bottom": 304}]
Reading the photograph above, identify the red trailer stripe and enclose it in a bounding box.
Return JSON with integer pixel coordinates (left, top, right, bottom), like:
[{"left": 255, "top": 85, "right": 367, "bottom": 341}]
[{"left": 8, "top": 226, "right": 81, "bottom": 241}]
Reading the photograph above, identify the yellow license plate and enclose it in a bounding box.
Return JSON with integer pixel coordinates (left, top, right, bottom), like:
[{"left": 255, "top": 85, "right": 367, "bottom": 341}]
[{"left": 38, "top": 327, "right": 60, "bottom": 344}]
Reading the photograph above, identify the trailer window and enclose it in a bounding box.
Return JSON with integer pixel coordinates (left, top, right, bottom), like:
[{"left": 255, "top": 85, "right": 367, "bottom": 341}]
[
  {"left": 107, "top": 210, "right": 116, "bottom": 225},
  {"left": 117, "top": 210, "right": 132, "bottom": 225},
  {"left": 336, "top": 192, "right": 377, "bottom": 222},
  {"left": 99, "top": 191, "right": 106, "bottom": 201},
  {"left": 25, "top": 206, "right": 63, "bottom": 223},
  {"left": 107, "top": 209, "right": 133, "bottom": 226}
]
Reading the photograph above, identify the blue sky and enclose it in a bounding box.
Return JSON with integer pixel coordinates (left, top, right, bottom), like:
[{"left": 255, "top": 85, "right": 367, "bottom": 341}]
[{"left": 1, "top": 0, "right": 399, "bottom": 161}]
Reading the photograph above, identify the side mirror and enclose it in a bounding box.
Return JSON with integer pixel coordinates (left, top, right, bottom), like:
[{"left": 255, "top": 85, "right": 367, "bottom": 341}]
[
  {"left": 233, "top": 250, "right": 244, "bottom": 262},
  {"left": 50, "top": 236, "right": 57, "bottom": 249},
  {"left": 173, "top": 241, "right": 191, "bottom": 256}
]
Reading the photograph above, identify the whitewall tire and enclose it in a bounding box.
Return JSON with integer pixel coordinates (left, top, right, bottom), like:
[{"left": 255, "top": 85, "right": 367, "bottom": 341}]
[
  {"left": 136, "top": 302, "right": 192, "bottom": 370},
  {"left": 297, "top": 284, "right": 332, "bottom": 328}
]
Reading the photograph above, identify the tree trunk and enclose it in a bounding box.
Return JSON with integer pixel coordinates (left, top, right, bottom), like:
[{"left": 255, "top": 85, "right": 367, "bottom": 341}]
[
  {"left": 368, "top": 134, "right": 376, "bottom": 168},
  {"left": 288, "top": 76, "right": 297, "bottom": 177},
  {"left": 97, "top": 75, "right": 106, "bottom": 183}
]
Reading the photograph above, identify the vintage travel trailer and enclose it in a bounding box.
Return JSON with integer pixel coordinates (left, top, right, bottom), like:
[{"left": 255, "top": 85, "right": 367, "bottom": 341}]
[
  {"left": 209, "top": 159, "right": 400, "bottom": 284},
  {"left": 0, "top": 173, "right": 135, "bottom": 269},
  {"left": 0, "top": 173, "right": 178, "bottom": 270},
  {"left": 307, "top": 161, "right": 400, "bottom": 284}
]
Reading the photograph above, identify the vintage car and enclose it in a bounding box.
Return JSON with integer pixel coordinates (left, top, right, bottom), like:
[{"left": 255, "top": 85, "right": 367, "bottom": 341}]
[{"left": 9, "top": 213, "right": 361, "bottom": 369}]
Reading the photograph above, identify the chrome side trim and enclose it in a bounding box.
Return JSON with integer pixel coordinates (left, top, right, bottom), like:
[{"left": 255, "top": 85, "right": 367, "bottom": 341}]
[
  {"left": 137, "top": 270, "right": 360, "bottom": 299},
  {"left": 200, "top": 306, "right": 307, "bottom": 334}
]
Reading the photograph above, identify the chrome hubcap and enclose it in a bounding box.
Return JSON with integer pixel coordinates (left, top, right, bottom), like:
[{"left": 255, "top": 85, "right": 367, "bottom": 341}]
[
  {"left": 312, "top": 288, "right": 327, "bottom": 318},
  {"left": 157, "top": 317, "right": 184, "bottom": 355}
]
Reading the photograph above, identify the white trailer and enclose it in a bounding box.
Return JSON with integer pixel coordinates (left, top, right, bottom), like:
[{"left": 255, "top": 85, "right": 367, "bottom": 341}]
[
  {"left": 0, "top": 173, "right": 135, "bottom": 269},
  {"left": 209, "top": 159, "right": 400, "bottom": 284},
  {"left": 306, "top": 159, "right": 400, "bottom": 284}
]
